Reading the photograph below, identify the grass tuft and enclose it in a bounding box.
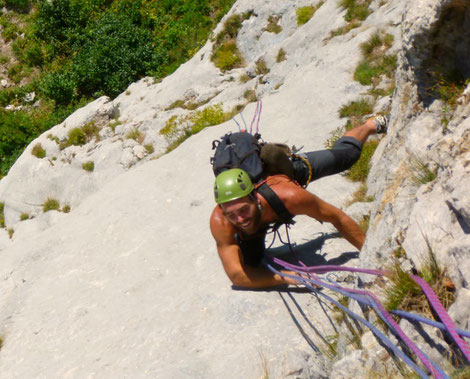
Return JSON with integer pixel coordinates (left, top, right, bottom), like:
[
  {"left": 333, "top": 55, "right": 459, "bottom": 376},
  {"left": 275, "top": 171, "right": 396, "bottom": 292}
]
[
  {"left": 385, "top": 246, "right": 455, "bottom": 317},
  {"left": 346, "top": 140, "right": 379, "bottom": 182},
  {"left": 31, "top": 143, "right": 46, "bottom": 158},
  {"left": 211, "top": 12, "right": 253, "bottom": 71},
  {"left": 296, "top": 2, "right": 324, "bottom": 26},
  {"left": 410, "top": 156, "right": 437, "bottom": 185},
  {"left": 82, "top": 161, "right": 94, "bottom": 172},
  {"left": 339, "top": 0, "right": 372, "bottom": 22},
  {"left": 266, "top": 15, "right": 282, "bottom": 34},
  {"left": 255, "top": 58, "right": 269, "bottom": 76},
  {"left": 0, "top": 203, "right": 5, "bottom": 228},
  {"left": 276, "top": 48, "right": 286, "bottom": 63},
  {"left": 42, "top": 198, "right": 60, "bottom": 212}
]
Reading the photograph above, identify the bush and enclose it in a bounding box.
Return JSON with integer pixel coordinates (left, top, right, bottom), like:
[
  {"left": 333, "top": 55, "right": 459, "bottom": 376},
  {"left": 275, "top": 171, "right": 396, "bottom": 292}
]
[
  {"left": 296, "top": 2, "right": 324, "bottom": 26},
  {"left": 255, "top": 58, "right": 269, "bottom": 75},
  {"left": 43, "top": 198, "right": 60, "bottom": 212},
  {"left": 0, "top": 203, "right": 5, "bottom": 228},
  {"left": 339, "top": 0, "right": 372, "bottom": 22},
  {"left": 4, "top": 0, "right": 30, "bottom": 12},
  {"left": 0, "top": 108, "right": 54, "bottom": 176},
  {"left": 40, "top": 69, "right": 77, "bottom": 105},
  {"left": 125, "top": 127, "right": 145, "bottom": 142},
  {"left": 71, "top": 12, "right": 154, "bottom": 98},
  {"left": 82, "top": 161, "right": 94, "bottom": 172},
  {"left": 20, "top": 212, "right": 30, "bottom": 221},
  {"left": 338, "top": 99, "right": 373, "bottom": 118},
  {"left": 211, "top": 12, "right": 253, "bottom": 71},
  {"left": 211, "top": 40, "right": 243, "bottom": 71},
  {"left": 31, "top": 143, "right": 46, "bottom": 158},
  {"left": 266, "top": 15, "right": 282, "bottom": 34},
  {"left": 276, "top": 48, "right": 286, "bottom": 63},
  {"left": 190, "top": 104, "right": 228, "bottom": 134},
  {"left": 66, "top": 127, "right": 86, "bottom": 147},
  {"left": 296, "top": 6, "right": 315, "bottom": 25}
]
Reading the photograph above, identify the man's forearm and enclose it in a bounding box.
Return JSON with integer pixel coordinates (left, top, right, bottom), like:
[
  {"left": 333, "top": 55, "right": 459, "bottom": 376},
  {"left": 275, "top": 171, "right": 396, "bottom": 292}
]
[
  {"left": 230, "top": 266, "right": 299, "bottom": 288},
  {"left": 332, "top": 213, "right": 365, "bottom": 250}
]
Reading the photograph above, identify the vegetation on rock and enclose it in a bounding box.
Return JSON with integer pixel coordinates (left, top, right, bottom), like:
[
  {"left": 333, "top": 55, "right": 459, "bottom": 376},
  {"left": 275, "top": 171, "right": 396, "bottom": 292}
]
[{"left": 0, "top": 0, "right": 237, "bottom": 177}]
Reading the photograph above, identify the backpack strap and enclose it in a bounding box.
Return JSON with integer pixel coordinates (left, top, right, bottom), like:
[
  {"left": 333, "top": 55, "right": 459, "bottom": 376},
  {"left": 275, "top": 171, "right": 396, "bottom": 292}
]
[{"left": 256, "top": 182, "right": 295, "bottom": 226}]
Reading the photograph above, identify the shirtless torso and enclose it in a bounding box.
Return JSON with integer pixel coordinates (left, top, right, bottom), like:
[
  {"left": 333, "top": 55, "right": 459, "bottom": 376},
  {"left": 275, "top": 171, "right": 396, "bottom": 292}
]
[{"left": 210, "top": 175, "right": 365, "bottom": 288}]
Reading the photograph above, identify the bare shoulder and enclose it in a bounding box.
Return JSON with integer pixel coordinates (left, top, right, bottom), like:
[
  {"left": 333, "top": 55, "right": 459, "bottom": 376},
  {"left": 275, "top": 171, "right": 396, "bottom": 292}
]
[
  {"left": 264, "top": 175, "right": 322, "bottom": 216},
  {"left": 210, "top": 206, "right": 236, "bottom": 243}
]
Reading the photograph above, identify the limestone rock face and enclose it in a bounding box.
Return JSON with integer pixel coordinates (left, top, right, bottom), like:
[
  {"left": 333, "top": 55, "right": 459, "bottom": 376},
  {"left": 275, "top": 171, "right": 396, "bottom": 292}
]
[{"left": 0, "top": 0, "right": 469, "bottom": 378}]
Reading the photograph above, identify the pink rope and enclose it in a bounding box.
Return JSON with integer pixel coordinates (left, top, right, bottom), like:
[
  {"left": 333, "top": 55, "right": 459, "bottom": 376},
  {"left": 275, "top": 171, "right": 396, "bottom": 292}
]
[{"left": 272, "top": 258, "right": 470, "bottom": 365}]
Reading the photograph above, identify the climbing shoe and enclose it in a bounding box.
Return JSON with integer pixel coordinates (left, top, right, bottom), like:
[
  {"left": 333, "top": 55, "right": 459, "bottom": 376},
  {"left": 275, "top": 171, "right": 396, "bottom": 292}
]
[{"left": 372, "top": 114, "right": 390, "bottom": 134}]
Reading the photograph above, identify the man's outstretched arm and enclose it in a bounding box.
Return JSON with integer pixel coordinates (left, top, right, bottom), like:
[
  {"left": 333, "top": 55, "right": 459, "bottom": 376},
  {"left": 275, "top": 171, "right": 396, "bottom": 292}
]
[
  {"left": 285, "top": 185, "right": 365, "bottom": 250},
  {"left": 210, "top": 210, "right": 299, "bottom": 288}
]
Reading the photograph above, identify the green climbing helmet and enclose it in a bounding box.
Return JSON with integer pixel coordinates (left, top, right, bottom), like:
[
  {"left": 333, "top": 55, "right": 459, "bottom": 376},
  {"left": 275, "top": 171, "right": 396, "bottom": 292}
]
[{"left": 214, "top": 168, "right": 254, "bottom": 204}]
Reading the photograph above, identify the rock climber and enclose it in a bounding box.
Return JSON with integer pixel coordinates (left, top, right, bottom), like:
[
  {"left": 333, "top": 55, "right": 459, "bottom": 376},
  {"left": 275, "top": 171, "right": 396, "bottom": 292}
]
[{"left": 210, "top": 116, "right": 389, "bottom": 288}]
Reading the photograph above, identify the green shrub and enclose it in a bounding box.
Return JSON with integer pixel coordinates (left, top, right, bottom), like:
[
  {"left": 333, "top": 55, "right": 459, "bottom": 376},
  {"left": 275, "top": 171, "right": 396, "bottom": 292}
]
[
  {"left": 410, "top": 157, "right": 437, "bottom": 185},
  {"left": 125, "top": 127, "right": 145, "bottom": 142},
  {"left": 20, "top": 212, "right": 30, "bottom": 221},
  {"left": 360, "top": 32, "right": 394, "bottom": 59},
  {"left": 61, "top": 204, "right": 71, "bottom": 213},
  {"left": 82, "top": 121, "right": 100, "bottom": 142},
  {"left": 40, "top": 69, "right": 77, "bottom": 105},
  {"left": 211, "top": 12, "right": 253, "bottom": 71},
  {"left": 346, "top": 140, "right": 378, "bottom": 182},
  {"left": 266, "top": 15, "right": 282, "bottom": 34},
  {"left": 212, "top": 40, "right": 243, "bottom": 71},
  {"left": 0, "top": 54, "right": 9, "bottom": 64},
  {"left": 276, "top": 48, "right": 286, "bottom": 63},
  {"left": 328, "top": 19, "right": 361, "bottom": 38},
  {"left": 66, "top": 127, "right": 86, "bottom": 147},
  {"left": 0, "top": 108, "right": 55, "bottom": 176},
  {"left": 338, "top": 99, "right": 373, "bottom": 118},
  {"left": 144, "top": 144, "right": 154, "bottom": 154},
  {"left": 243, "top": 89, "right": 257, "bottom": 103},
  {"left": 255, "top": 58, "right": 269, "bottom": 75},
  {"left": 82, "top": 161, "right": 94, "bottom": 172},
  {"left": 190, "top": 104, "right": 228, "bottom": 134},
  {"left": 239, "top": 73, "right": 251, "bottom": 83},
  {"left": 339, "top": 0, "right": 372, "bottom": 22},
  {"left": 4, "top": 0, "right": 30, "bottom": 12},
  {"left": 8, "top": 63, "right": 31, "bottom": 84},
  {"left": 31, "top": 143, "right": 46, "bottom": 158},
  {"left": 0, "top": 203, "right": 5, "bottom": 228},
  {"left": 1, "top": 19, "right": 19, "bottom": 41},
  {"left": 160, "top": 115, "right": 179, "bottom": 139},
  {"left": 72, "top": 12, "right": 154, "bottom": 98},
  {"left": 296, "top": 6, "right": 315, "bottom": 25},
  {"left": 43, "top": 198, "right": 60, "bottom": 212}
]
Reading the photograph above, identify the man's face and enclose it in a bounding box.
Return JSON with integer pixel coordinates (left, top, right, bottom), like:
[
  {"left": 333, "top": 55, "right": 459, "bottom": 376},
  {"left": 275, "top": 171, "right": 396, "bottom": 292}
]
[{"left": 221, "top": 195, "right": 261, "bottom": 234}]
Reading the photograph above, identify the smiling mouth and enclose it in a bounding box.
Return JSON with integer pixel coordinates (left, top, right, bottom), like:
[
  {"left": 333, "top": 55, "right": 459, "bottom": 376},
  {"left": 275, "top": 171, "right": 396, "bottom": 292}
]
[{"left": 239, "top": 220, "right": 252, "bottom": 228}]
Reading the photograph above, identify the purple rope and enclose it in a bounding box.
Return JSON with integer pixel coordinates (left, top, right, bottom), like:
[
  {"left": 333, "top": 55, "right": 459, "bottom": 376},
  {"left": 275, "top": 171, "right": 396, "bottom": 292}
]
[
  {"left": 391, "top": 310, "right": 470, "bottom": 339},
  {"left": 272, "top": 258, "right": 470, "bottom": 365},
  {"left": 268, "top": 265, "right": 432, "bottom": 379},
  {"left": 411, "top": 274, "right": 470, "bottom": 363},
  {"left": 275, "top": 261, "right": 444, "bottom": 378},
  {"left": 249, "top": 101, "right": 260, "bottom": 134},
  {"left": 255, "top": 100, "right": 262, "bottom": 134}
]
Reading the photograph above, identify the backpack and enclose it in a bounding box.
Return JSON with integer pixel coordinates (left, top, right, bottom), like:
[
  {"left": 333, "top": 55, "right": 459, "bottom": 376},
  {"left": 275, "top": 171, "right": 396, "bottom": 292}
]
[
  {"left": 210, "top": 131, "right": 296, "bottom": 183},
  {"left": 210, "top": 131, "right": 264, "bottom": 182},
  {"left": 210, "top": 130, "right": 296, "bottom": 226}
]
